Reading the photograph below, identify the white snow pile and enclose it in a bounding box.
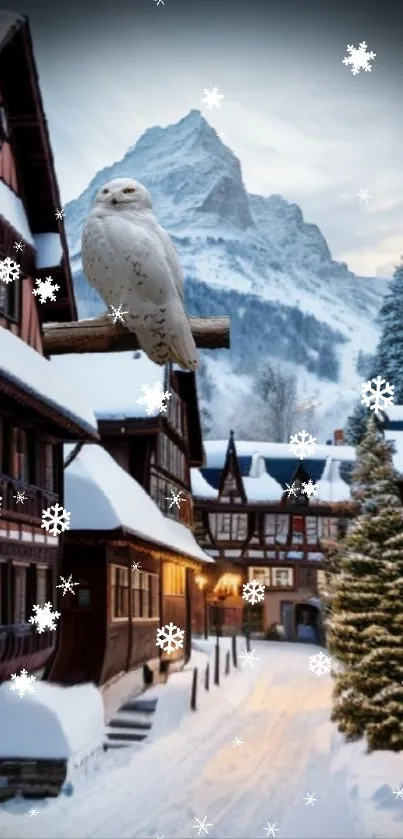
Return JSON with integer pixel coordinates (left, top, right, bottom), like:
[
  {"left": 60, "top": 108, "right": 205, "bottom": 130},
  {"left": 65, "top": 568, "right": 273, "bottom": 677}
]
[{"left": 0, "top": 681, "right": 104, "bottom": 764}]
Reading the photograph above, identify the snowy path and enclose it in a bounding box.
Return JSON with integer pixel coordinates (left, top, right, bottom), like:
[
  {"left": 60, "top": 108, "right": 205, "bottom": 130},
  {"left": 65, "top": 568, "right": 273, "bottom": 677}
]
[{"left": 0, "top": 642, "right": 402, "bottom": 839}]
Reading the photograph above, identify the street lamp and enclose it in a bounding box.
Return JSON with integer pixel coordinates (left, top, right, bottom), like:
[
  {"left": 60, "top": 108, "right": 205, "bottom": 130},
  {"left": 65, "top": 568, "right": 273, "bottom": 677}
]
[{"left": 195, "top": 574, "right": 208, "bottom": 640}]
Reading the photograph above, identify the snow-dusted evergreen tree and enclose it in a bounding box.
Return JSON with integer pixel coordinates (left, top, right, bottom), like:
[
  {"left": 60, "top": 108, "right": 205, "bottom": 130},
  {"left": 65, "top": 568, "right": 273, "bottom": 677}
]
[{"left": 328, "top": 415, "right": 403, "bottom": 746}]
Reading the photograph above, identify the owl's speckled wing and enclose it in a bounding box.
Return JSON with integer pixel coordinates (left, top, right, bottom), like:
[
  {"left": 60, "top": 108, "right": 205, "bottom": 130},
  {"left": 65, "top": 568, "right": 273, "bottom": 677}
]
[{"left": 82, "top": 209, "right": 198, "bottom": 371}]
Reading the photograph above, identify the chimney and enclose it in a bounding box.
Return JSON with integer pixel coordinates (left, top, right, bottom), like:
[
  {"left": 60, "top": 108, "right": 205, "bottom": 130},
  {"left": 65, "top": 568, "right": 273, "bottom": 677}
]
[{"left": 334, "top": 428, "right": 344, "bottom": 446}]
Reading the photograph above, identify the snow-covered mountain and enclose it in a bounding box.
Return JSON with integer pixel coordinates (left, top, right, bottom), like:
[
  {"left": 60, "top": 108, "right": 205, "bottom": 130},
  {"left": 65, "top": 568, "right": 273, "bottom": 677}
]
[{"left": 64, "top": 109, "right": 387, "bottom": 440}]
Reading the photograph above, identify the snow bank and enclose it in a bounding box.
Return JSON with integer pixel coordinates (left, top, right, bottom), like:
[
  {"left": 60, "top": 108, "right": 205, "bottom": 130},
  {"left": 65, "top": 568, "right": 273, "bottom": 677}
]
[
  {"left": 0, "top": 681, "right": 104, "bottom": 761},
  {"left": 0, "top": 329, "right": 98, "bottom": 436}
]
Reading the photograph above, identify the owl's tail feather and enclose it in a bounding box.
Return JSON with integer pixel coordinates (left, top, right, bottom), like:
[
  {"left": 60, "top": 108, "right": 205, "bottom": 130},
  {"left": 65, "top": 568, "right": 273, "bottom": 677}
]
[{"left": 168, "top": 313, "right": 199, "bottom": 372}]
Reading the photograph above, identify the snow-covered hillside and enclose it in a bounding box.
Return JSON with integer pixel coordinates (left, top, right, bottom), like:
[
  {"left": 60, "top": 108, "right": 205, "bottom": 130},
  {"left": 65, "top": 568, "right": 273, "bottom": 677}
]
[{"left": 64, "top": 110, "right": 387, "bottom": 440}]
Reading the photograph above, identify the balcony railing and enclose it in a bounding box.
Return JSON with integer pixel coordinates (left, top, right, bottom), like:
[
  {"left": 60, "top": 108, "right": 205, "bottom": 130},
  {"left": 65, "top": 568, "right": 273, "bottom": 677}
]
[
  {"left": 0, "top": 474, "right": 58, "bottom": 523},
  {"left": 0, "top": 622, "right": 56, "bottom": 682}
]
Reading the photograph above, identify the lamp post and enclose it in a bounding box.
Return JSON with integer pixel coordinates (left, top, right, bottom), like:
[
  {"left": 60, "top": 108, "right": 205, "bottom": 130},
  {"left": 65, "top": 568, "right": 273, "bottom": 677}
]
[{"left": 195, "top": 574, "right": 208, "bottom": 639}]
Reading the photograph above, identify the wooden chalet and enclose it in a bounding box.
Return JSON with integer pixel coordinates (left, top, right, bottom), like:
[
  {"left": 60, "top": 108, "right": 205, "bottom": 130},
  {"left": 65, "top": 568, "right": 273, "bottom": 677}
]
[
  {"left": 48, "top": 351, "right": 214, "bottom": 686},
  {"left": 191, "top": 430, "right": 356, "bottom": 641},
  {"left": 0, "top": 11, "right": 98, "bottom": 683}
]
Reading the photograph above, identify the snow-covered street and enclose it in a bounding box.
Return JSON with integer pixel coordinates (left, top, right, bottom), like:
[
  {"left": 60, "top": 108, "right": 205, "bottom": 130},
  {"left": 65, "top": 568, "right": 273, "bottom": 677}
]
[{"left": 1, "top": 641, "right": 402, "bottom": 839}]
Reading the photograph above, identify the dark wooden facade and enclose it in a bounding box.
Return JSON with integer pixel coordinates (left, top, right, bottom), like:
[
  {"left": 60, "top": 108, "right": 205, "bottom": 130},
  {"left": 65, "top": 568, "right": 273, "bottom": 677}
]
[
  {"left": 192, "top": 432, "right": 356, "bottom": 640},
  {"left": 0, "top": 13, "right": 97, "bottom": 683}
]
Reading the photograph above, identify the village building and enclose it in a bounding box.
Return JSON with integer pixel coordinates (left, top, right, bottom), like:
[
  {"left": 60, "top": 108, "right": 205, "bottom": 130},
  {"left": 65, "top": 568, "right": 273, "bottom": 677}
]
[
  {"left": 191, "top": 430, "right": 356, "bottom": 641},
  {"left": 0, "top": 11, "right": 98, "bottom": 683},
  {"left": 49, "top": 351, "right": 214, "bottom": 685}
]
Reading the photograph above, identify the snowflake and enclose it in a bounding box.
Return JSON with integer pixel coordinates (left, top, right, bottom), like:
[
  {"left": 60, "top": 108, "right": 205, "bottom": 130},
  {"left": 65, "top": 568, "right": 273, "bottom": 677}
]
[
  {"left": 191, "top": 816, "right": 214, "bottom": 837},
  {"left": 302, "top": 792, "right": 317, "bottom": 806},
  {"left": 13, "top": 240, "right": 24, "bottom": 252},
  {"left": 154, "top": 0, "right": 165, "bottom": 5},
  {"left": 289, "top": 429, "right": 316, "bottom": 460},
  {"left": 357, "top": 188, "right": 371, "bottom": 203},
  {"left": 217, "top": 131, "right": 226, "bottom": 141},
  {"left": 55, "top": 208, "right": 65, "bottom": 220},
  {"left": 262, "top": 823, "right": 279, "bottom": 837},
  {"left": 107, "top": 303, "right": 128, "bottom": 324},
  {"left": 308, "top": 651, "right": 332, "bottom": 678},
  {"left": 302, "top": 479, "right": 317, "bottom": 499},
  {"left": 29, "top": 808, "right": 41, "bottom": 817},
  {"left": 156, "top": 621, "right": 185, "bottom": 654},
  {"left": 166, "top": 489, "right": 184, "bottom": 510},
  {"left": 132, "top": 561, "right": 142, "bottom": 571},
  {"left": 32, "top": 276, "right": 60, "bottom": 304},
  {"left": 137, "top": 382, "right": 171, "bottom": 416},
  {"left": 361, "top": 375, "right": 395, "bottom": 414},
  {"left": 242, "top": 579, "right": 265, "bottom": 605},
  {"left": 239, "top": 648, "right": 260, "bottom": 668},
  {"left": 13, "top": 490, "right": 28, "bottom": 504},
  {"left": 201, "top": 86, "right": 225, "bottom": 109},
  {"left": 0, "top": 256, "right": 20, "bottom": 284},
  {"left": 41, "top": 502, "right": 71, "bottom": 536},
  {"left": 29, "top": 602, "right": 60, "bottom": 633},
  {"left": 56, "top": 574, "right": 79, "bottom": 596},
  {"left": 232, "top": 737, "right": 244, "bottom": 747},
  {"left": 393, "top": 786, "right": 403, "bottom": 800},
  {"left": 342, "top": 41, "right": 376, "bottom": 75},
  {"left": 10, "top": 668, "right": 36, "bottom": 698},
  {"left": 284, "top": 482, "right": 297, "bottom": 498}
]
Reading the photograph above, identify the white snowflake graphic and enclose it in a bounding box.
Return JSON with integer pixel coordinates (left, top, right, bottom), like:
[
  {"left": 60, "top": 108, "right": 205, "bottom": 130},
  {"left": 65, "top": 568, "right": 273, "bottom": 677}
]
[
  {"left": 239, "top": 648, "right": 260, "bottom": 668},
  {"left": 361, "top": 375, "right": 395, "bottom": 414},
  {"left": 262, "top": 822, "right": 279, "bottom": 837},
  {"left": 13, "top": 490, "right": 28, "bottom": 504},
  {"left": 201, "top": 86, "right": 225, "bottom": 109},
  {"left": 10, "top": 668, "right": 36, "bottom": 698},
  {"left": 29, "top": 808, "right": 41, "bottom": 817},
  {"left": 242, "top": 579, "right": 265, "bottom": 605},
  {"left": 302, "top": 792, "right": 317, "bottom": 806},
  {"left": 41, "top": 502, "right": 71, "bottom": 536},
  {"left": 308, "top": 651, "right": 332, "bottom": 678},
  {"left": 393, "top": 786, "right": 403, "bottom": 800},
  {"left": 32, "top": 276, "right": 60, "bottom": 304},
  {"left": 156, "top": 621, "right": 185, "bottom": 654},
  {"left": 132, "top": 561, "right": 142, "bottom": 572},
  {"left": 357, "top": 188, "right": 371, "bottom": 203},
  {"left": 217, "top": 130, "right": 226, "bottom": 141},
  {"left": 191, "top": 816, "right": 214, "bottom": 837},
  {"left": 56, "top": 574, "right": 79, "bottom": 596},
  {"left": 284, "top": 482, "right": 297, "bottom": 498},
  {"left": 29, "top": 602, "right": 60, "bottom": 633},
  {"left": 289, "top": 429, "right": 317, "bottom": 460},
  {"left": 154, "top": 0, "right": 165, "bottom": 5},
  {"left": 137, "top": 382, "right": 171, "bottom": 416},
  {"left": 13, "top": 240, "right": 24, "bottom": 252},
  {"left": 166, "top": 489, "right": 184, "bottom": 510},
  {"left": 302, "top": 479, "right": 317, "bottom": 499},
  {"left": 107, "top": 303, "right": 128, "bottom": 324},
  {"left": 232, "top": 737, "right": 244, "bottom": 747},
  {"left": 55, "top": 208, "right": 65, "bottom": 220},
  {"left": 0, "top": 256, "right": 20, "bottom": 284},
  {"left": 342, "top": 41, "right": 376, "bottom": 75}
]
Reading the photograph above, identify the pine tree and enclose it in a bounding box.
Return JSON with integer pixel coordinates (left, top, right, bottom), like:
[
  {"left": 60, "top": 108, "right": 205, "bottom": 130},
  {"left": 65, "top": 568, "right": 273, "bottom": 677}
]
[{"left": 328, "top": 415, "right": 403, "bottom": 745}]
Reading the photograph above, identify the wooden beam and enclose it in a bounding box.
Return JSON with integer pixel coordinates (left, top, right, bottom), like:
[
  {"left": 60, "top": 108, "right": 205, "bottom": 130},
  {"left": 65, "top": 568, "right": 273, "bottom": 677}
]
[{"left": 42, "top": 314, "right": 230, "bottom": 355}]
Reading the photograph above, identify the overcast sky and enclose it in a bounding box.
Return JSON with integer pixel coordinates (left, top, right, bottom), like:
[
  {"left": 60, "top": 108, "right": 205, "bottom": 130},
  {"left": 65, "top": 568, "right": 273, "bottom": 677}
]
[{"left": 7, "top": 0, "right": 403, "bottom": 277}]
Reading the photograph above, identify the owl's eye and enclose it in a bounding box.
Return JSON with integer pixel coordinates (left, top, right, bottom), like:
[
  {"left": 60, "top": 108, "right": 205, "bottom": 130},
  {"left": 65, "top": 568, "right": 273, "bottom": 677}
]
[
  {"left": 123, "top": 188, "right": 135, "bottom": 194},
  {"left": 102, "top": 188, "right": 109, "bottom": 194}
]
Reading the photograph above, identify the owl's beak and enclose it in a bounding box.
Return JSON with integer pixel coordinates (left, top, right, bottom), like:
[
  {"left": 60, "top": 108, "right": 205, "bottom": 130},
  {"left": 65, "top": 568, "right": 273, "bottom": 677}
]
[{"left": 111, "top": 197, "right": 118, "bottom": 205}]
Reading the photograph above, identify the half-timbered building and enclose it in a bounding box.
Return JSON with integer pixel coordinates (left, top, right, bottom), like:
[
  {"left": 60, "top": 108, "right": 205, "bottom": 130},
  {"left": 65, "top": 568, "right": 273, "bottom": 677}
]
[
  {"left": 0, "top": 11, "right": 98, "bottom": 683},
  {"left": 191, "top": 430, "right": 356, "bottom": 640}
]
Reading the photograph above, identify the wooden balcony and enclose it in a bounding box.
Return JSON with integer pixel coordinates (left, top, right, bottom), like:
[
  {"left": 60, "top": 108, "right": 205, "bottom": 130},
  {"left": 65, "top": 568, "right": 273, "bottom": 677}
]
[
  {"left": 0, "top": 622, "right": 56, "bottom": 682},
  {"left": 0, "top": 474, "right": 58, "bottom": 524}
]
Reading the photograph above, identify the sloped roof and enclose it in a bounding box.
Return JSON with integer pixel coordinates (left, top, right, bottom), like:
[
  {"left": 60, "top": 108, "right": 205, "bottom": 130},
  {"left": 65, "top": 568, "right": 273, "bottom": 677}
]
[
  {"left": 0, "top": 327, "right": 98, "bottom": 437},
  {"left": 191, "top": 468, "right": 218, "bottom": 499},
  {"left": 315, "top": 457, "right": 351, "bottom": 502},
  {"left": 64, "top": 444, "right": 214, "bottom": 564},
  {"left": 0, "top": 10, "right": 23, "bottom": 50}
]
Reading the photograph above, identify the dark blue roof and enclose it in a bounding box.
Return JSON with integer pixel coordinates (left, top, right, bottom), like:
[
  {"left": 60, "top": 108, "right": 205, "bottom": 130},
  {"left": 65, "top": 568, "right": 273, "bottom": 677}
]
[{"left": 202, "top": 455, "right": 329, "bottom": 491}]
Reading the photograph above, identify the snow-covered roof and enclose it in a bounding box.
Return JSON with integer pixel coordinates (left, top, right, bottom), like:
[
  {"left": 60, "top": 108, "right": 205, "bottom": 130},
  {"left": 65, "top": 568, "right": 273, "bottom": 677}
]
[
  {"left": 384, "top": 429, "right": 403, "bottom": 474},
  {"left": 242, "top": 452, "right": 283, "bottom": 501},
  {"left": 51, "top": 351, "right": 166, "bottom": 419},
  {"left": 34, "top": 232, "right": 63, "bottom": 268},
  {"left": 204, "top": 439, "right": 356, "bottom": 468},
  {"left": 191, "top": 468, "right": 218, "bottom": 499},
  {"left": 65, "top": 444, "right": 214, "bottom": 564},
  {"left": 0, "top": 179, "right": 34, "bottom": 245},
  {"left": 0, "top": 328, "right": 98, "bottom": 435},
  {"left": 315, "top": 457, "right": 351, "bottom": 503},
  {"left": 380, "top": 405, "right": 403, "bottom": 423}
]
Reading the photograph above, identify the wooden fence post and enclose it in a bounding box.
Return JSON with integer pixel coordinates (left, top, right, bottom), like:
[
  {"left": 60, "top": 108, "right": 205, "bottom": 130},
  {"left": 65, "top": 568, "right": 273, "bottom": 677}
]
[
  {"left": 232, "top": 632, "right": 238, "bottom": 668},
  {"left": 205, "top": 662, "right": 210, "bottom": 691},
  {"left": 225, "top": 650, "right": 230, "bottom": 675},
  {"left": 214, "top": 640, "right": 220, "bottom": 686},
  {"left": 190, "top": 667, "right": 198, "bottom": 711}
]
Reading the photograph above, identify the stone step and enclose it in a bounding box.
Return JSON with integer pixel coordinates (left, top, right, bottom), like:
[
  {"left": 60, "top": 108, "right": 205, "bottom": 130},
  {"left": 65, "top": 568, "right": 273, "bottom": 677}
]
[
  {"left": 119, "top": 697, "right": 158, "bottom": 714},
  {"left": 107, "top": 730, "right": 148, "bottom": 742},
  {"left": 108, "top": 717, "right": 152, "bottom": 731}
]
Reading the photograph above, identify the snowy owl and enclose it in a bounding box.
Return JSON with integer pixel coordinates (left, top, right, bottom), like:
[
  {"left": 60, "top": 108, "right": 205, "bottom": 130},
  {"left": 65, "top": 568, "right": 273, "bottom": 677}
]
[{"left": 82, "top": 177, "right": 198, "bottom": 371}]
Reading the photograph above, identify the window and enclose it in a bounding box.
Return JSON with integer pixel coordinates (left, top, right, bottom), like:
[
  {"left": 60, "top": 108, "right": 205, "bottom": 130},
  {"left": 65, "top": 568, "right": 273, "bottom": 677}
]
[
  {"left": 163, "top": 562, "right": 185, "bottom": 595},
  {"left": 42, "top": 442, "right": 54, "bottom": 491},
  {"left": 0, "top": 275, "right": 20, "bottom": 320},
  {"left": 272, "top": 568, "right": 294, "bottom": 588},
  {"left": 110, "top": 565, "right": 129, "bottom": 619},
  {"left": 36, "top": 568, "right": 47, "bottom": 605},
  {"left": 0, "top": 104, "right": 18, "bottom": 192},
  {"left": 291, "top": 516, "right": 305, "bottom": 545},
  {"left": 299, "top": 567, "right": 316, "bottom": 590},
  {"left": 13, "top": 565, "right": 27, "bottom": 622},
  {"left": 131, "top": 569, "right": 159, "bottom": 618},
  {"left": 249, "top": 566, "right": 271, "bottom": 586}
]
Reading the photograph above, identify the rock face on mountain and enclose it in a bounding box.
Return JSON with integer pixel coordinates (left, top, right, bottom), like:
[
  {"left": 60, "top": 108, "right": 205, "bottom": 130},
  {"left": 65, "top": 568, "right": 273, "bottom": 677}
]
[{"left": 64, "top": 109, "right": 385, "bottom": 440}]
